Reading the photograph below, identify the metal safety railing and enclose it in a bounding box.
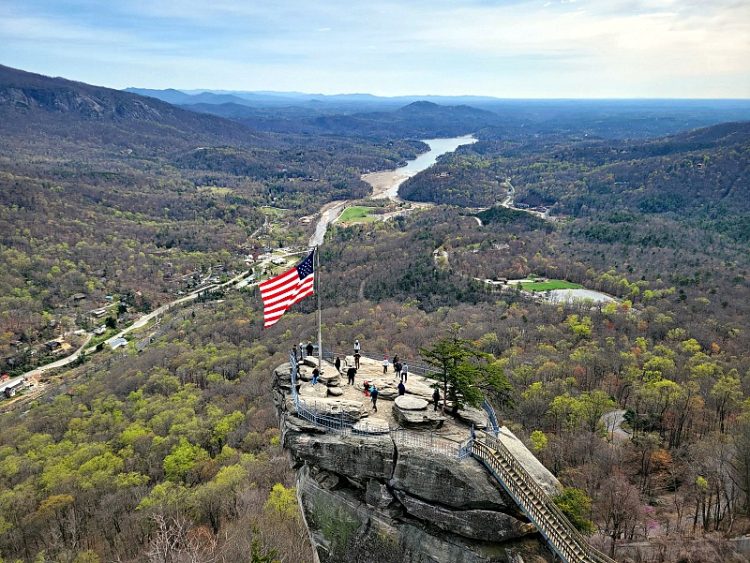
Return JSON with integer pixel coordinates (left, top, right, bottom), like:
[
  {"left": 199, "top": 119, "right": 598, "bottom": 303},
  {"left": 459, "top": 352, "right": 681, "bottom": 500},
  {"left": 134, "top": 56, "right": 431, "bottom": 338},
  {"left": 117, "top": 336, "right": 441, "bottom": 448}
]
[
  {"left": 319, "top": 347, "right": 442, "bottom": 379},
  {"left": 482, "top": 399, "right": 500, "bottom": 436},
  {"left": 287, "top": 352, "right": 469, "bottom": 456},
  {"left": 390, "top": 427, "right": 467, "bottom": 458},
  {"left": 471, "top": 431, "right": 615, "bottom": 563},
  {"left": 288, "top": 353, "right": 612, "bottom": 561}
]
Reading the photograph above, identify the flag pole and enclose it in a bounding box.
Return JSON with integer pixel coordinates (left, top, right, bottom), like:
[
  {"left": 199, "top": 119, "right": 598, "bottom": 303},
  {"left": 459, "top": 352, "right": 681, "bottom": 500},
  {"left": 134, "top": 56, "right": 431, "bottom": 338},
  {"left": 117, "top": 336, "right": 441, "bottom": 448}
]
[{"left": 315, "top": 246, "right": 323, "bottom": 372}]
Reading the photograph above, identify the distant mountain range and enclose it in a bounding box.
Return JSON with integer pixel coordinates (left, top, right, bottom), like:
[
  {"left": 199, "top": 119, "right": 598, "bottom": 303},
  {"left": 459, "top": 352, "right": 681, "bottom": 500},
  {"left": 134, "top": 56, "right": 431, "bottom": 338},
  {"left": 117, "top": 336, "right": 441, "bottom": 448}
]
[
  {"left": 125, "top": 85, "right": 750, "bottom": 140},
  {"left": 4, "top": 64, "right": 750, "bottom": 147},
  {"left": 124, "top": 87, "right": 503, "bottom": 110}
]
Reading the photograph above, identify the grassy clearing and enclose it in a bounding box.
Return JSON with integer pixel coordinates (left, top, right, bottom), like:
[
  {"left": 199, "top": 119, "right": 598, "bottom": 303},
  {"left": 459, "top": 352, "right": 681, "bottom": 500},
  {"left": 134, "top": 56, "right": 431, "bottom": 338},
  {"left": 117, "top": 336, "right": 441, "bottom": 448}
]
[
  {"left": 259, "top": 206, "right": 286, "bottom": 217},
  {"left": 197, "top": 186, "right": 233, "bottom": 196},
  {"left": 520, "top": 279, "right": 583, "bottom": 292},
  {"left": 338, "top": 206, "right": 378, "bottom": 223}
]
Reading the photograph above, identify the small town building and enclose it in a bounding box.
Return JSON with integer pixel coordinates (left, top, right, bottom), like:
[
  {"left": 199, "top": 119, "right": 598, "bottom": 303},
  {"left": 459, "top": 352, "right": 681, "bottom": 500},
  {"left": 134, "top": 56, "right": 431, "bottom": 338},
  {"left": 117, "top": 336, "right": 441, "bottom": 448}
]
[
  {"left": 1, "top": 376, "right": 27, "bottom": 399},
  {"left": 108, "top": 337, "right": 128, "bottom": 350}
]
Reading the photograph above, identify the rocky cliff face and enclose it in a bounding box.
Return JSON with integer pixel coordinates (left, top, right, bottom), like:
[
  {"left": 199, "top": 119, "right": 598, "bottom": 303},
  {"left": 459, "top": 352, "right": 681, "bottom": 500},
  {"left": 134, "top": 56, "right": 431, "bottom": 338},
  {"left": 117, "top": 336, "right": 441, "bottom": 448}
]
[{"left": 273, "top": 360, "right": 557, "bottom": 563}]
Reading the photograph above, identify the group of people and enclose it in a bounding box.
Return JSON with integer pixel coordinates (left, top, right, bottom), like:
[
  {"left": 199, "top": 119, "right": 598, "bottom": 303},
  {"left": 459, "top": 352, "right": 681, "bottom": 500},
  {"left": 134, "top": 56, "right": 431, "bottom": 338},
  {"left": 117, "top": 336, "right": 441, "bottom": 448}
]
[
  {"left": 380, "top": 354, "right": 409, "bottom": 383},
  {"left": 296, "top": 338, "right": 443, "bottom": 411},
  {"left": 292, "top": 340, "right": 315, "bottom": 362}
]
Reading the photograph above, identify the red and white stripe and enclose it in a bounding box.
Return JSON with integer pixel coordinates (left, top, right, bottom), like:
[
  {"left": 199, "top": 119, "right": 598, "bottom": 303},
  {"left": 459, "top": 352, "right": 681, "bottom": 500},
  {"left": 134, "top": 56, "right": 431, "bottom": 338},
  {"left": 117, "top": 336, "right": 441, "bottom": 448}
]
[{"left": 259, "top": 267, "right": 315, "bottom": 328}]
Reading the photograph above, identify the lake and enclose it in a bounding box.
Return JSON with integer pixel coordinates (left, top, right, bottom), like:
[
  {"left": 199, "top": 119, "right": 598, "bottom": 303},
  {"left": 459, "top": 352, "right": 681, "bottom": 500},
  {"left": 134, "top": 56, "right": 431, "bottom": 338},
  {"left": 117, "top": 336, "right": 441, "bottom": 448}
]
[{"left": 364, "top": 134, "right": 477, "bottom": 200}]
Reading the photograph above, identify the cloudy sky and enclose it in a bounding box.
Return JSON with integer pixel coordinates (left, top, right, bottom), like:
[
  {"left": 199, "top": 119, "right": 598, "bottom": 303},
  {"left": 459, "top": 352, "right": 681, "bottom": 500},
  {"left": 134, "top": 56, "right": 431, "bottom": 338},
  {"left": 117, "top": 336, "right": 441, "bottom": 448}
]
[{"left": 1, "top": 0, "right": 748, "bottom": 97}]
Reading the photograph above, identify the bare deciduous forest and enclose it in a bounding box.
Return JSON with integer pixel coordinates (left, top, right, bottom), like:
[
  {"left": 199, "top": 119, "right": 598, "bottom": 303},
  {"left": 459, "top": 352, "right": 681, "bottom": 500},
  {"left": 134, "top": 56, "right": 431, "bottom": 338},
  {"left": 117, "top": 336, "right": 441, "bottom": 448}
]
[{"left": 1, "top": 64, "right": 750, "bottom": 562}]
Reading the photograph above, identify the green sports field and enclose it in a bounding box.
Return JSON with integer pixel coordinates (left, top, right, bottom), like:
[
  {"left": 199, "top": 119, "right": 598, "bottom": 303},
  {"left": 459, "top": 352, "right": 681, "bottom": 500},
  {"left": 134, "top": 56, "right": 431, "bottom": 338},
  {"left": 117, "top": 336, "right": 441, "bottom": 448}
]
[{"left": 338, "top": 206, "right": 379, "bottom": 223}]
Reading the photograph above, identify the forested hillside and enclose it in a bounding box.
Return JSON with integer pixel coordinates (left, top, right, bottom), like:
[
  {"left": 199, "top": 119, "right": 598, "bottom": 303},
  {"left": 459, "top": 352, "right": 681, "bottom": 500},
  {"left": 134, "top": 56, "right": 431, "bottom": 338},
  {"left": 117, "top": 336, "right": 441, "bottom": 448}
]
[
  {"left": 3, "top": 64, "right": 750, "bottom": 562},
  {"left": 0, "top": 296, "right": 312, "bottom": 562},
  {"left": 400, "top": 121, "right": 750, "bottom": 244},
  {"left": 0, "top": 66, "right": 418, "bottom": 375}
]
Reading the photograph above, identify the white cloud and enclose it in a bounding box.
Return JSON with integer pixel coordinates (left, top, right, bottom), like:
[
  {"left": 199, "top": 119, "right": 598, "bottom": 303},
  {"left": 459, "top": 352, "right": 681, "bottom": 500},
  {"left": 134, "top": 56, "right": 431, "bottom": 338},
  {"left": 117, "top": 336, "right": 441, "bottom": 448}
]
[{"left": 0, "top": 0, "right": 748, "bottom": 96}]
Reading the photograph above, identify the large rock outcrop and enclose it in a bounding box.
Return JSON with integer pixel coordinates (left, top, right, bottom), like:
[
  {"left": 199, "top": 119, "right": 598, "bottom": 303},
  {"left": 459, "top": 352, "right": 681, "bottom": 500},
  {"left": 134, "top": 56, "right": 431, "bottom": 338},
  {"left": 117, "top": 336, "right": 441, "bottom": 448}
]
[{"left": 273, "top": 361, "right": 555, "bottom": 563}]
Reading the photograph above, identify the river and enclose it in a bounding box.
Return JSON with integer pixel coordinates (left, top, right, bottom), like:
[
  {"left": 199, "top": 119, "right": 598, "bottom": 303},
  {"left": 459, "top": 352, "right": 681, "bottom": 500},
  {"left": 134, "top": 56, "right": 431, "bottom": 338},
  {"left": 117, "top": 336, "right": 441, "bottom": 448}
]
[
  {"left": 309, "top": 134, "right": 477, "bottom": 247},
  {"left": 364, "top": 134, "right": 477, "bottom": 201}
]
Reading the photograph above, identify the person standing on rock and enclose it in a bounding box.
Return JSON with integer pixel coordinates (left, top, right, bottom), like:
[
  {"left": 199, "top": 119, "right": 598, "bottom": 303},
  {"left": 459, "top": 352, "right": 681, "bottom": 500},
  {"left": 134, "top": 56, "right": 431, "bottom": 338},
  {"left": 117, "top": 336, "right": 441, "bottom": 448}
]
[
  {"left": 354, "top": 351, "right": 361, "bottom": 369},
  {"left": 299, "top": 342, "right": 305, "bottom": 358},
  {"left": 306, "top": 340, "right": 314, "bottom": 357},
  {"left": 292, "top": 346, "right": 298, "bottom": 363},
  {"left": 382, "top": 356, "right": 389, "bottom": 374},
  {"left": 400, "top": 362, "right": 408, "bottom": 383},
  {"left": 347, "top": 366, "right": 356, "bottom": 385},
  {"left": 370, "top": 384, "right": 379, "bottom": 412},
  {"left": 312, "top": 367, "right": 320, "bottom": 385},
  {"left": 354, "top": 339, "right": 361, "bottom": 354},
  {"left": 393, "top": 359, "right": 402, "bottom": 381},
  {"left": 398, "top": 381, "right": 406, "bottom": 396},
  {"left": 335, "top": 356, "right": 341, "bottom": 373},
  {"left": 432, "top": 387, "right": 440, "bottom": 411}
]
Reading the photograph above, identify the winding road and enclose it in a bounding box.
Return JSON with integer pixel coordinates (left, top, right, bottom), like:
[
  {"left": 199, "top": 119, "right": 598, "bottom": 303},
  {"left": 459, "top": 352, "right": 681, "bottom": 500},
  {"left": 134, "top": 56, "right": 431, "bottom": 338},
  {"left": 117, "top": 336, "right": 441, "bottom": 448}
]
[
  {"left": 9, "top": 255, "right": 292, "bottom": 395},
  {"left": 10, "top": 136, "right": 474, "bottom": 405},
  {"left": 600, "top": 409, "right": 631, "bottom": 442}
]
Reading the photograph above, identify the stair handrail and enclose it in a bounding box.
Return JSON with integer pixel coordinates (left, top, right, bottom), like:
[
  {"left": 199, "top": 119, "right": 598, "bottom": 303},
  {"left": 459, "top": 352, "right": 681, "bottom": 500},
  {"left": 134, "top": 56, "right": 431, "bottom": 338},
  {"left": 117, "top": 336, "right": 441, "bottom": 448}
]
[
  {"left": 482, "top": 399, "right": 500, "bottom": 436},
  {"left": 473, "top": 431, "right": 615, "bottom": 563}
]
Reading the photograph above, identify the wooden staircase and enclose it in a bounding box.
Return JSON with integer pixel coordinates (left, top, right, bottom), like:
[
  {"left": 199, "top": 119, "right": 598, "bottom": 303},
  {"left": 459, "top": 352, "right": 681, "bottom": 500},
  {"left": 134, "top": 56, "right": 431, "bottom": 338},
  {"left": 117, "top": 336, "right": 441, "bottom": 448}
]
[{"left": 472, "top": 431, "right": 616, "bottom": 563}]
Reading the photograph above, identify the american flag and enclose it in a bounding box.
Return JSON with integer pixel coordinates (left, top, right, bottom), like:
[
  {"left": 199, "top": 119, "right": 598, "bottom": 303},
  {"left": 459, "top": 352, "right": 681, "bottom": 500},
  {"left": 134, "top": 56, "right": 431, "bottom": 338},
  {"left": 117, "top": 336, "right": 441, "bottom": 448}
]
[{"left": 259, "top": 250, "right": 315, "bottom": 328}]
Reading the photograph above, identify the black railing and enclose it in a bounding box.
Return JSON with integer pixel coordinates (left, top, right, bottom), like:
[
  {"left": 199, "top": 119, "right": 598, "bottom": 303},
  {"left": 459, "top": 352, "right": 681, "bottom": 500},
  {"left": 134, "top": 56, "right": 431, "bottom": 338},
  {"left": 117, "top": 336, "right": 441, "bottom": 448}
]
[
  {"left": 320, "top": 347, "right": 441, "bottom": 378},
  {"left": 472, "top": 431, "right": 615, "bottom": 563},
  {"left": 482, "top": 399, "right": 500, "bottom": 436},
  {"left": 287, "top": 352, "right": 471, "bottom": 456}
]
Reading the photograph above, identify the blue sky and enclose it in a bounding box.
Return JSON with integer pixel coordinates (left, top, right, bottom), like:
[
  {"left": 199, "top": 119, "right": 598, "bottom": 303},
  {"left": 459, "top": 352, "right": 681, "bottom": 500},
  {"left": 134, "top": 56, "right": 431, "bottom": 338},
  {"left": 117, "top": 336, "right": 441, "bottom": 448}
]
[{"left": 1, "top": 0, "right": 748, "bottom": 97}]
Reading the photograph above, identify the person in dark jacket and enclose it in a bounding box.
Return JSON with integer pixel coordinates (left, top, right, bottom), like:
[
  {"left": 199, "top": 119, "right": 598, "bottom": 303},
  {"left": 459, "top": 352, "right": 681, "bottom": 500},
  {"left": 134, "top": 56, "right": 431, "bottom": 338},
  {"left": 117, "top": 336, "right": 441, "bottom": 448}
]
[
  {"left": 306, "top": 341, "right": 314, "bottom": 356},
  {"left": 347, "top": 366, "right": 356, "bottom": 385},
  {"left": 354, "top": 351, "right": 361, "bottom": 369},
  {"left": 432, "top": 387, "right": 440, "bottom": 411},
  {"left": 311, "top": 368, "right": 320, "bottom": 385},
  {"left": 397, "top": 381, "right": 406, "bottom": 396},
  {"left": 334, "top": 356, "right": 341, "bottom": 373}
]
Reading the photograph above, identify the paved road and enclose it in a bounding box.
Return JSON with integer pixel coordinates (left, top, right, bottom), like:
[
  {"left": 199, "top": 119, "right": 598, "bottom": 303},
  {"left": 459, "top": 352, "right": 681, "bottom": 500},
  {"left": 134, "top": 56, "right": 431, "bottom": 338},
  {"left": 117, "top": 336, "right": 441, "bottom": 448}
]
[
  {"left": 102, "top": 268, "right": 253, "bottom": 348},
  {"left": 21, "top": 333, "right": 93, "bottom": 380},
  {"left": 310, "top": 201, "right": 349, "bottom": 247},
  {"left": 601, "top": 409, "right": 631, "bottom": 441},
  {"left": 14, "top": 269, "right": 254, "bottom": 384}
]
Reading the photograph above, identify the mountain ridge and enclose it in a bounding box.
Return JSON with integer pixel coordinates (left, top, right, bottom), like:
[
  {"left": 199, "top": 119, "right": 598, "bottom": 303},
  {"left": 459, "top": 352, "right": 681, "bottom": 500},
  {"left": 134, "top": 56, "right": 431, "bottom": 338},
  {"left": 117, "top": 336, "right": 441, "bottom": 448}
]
[{"left": 0, "top": 64, "right": 264, "bottom": 150}]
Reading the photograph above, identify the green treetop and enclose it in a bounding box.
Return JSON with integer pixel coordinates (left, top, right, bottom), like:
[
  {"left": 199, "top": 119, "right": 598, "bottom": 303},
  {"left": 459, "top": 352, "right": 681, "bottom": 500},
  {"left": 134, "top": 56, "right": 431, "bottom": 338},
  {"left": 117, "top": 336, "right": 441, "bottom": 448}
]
[{"left": 420, "top": 325, "right": 511, "bottom": 416}]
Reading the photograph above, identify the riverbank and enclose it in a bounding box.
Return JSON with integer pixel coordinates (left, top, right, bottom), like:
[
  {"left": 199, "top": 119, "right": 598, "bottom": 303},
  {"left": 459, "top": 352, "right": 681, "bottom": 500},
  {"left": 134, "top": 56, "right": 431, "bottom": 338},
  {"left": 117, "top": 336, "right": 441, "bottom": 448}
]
[
  {"left": 365, "top": 135, "right": 477, "bottom": 201},
  {"left": 310, "top": 135, "right": 477, "bottom": 247}
]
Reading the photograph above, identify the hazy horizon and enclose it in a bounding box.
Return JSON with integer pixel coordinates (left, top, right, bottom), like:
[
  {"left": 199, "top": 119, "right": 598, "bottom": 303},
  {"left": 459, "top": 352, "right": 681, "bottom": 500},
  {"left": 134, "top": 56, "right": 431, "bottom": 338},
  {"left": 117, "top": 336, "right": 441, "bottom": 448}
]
[
  {"left": 132, "top": 88, "right": 750, "bottom": 102},
  {"left": 1, "top": 0, "right": 749, "bottom": 99}
]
